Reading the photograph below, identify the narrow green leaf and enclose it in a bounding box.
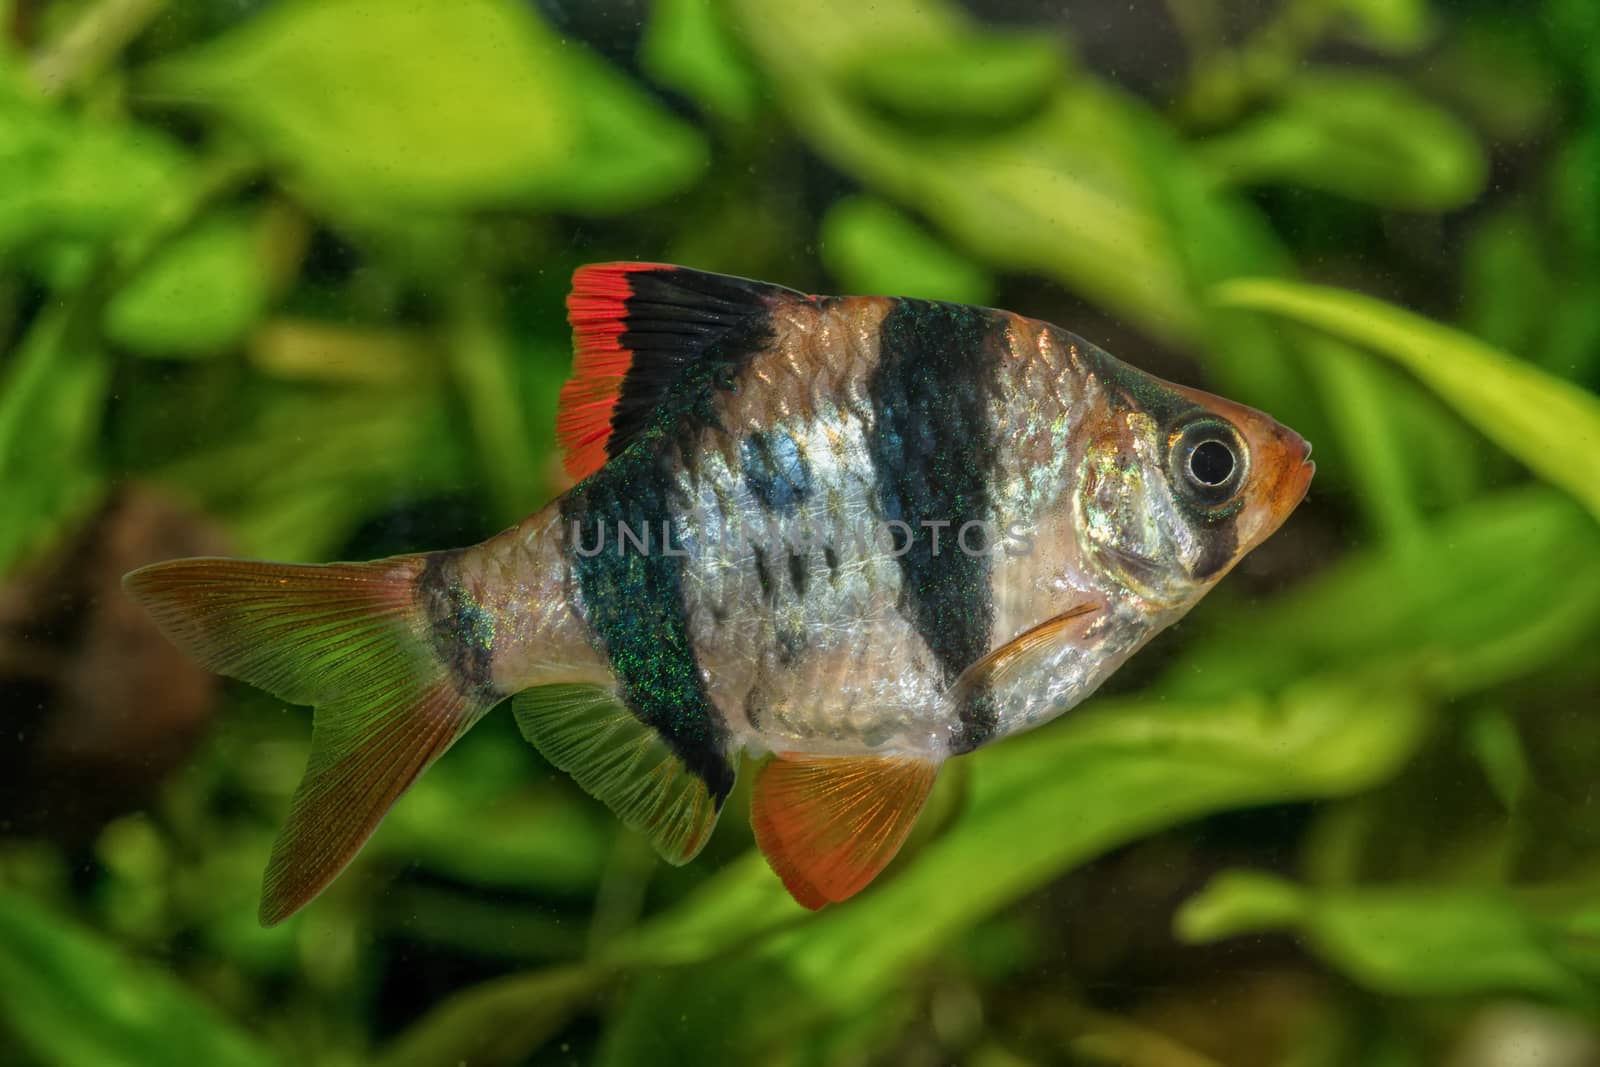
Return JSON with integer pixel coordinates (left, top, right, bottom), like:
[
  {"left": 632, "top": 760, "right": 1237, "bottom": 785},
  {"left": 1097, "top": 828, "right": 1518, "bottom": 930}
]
[
  {"left": 444, "top": 281, "right": 542, "bottom": 525},
  {"left": 1465, "top": 706, "right": 1530, "bottom": 815},
  {"left": 0, "top": 300, "right": 108, "bottom": 575},
  {"left": 1216, "top": 278, "right": 1600, "bottom": 525},
  {"left": 377, "top": 965, "right": 609, "bottom": 1067},
  {"left": 150, "top": 386, "right": 472, "bottom": 560},
  {"left": 0, "top": 889, "right": 275, "bottom": 1067},
  {"left": 847, "top": 32, "right": 1063, "bottom": 126},
  {"left": 1165, "top": 487, "right": 1600, "bottom": 701},
  {"left": 595, "top": 667, "right": 1432, "bottom": 1062},
  {"left": 1299, "top": 334, "right": 1427, "bottom": 542},
  {"left": 1334, "top": 0, "right": 1432, "bottom": 52},
  {"left": 1196, "top": 71, "right": 1485, "bottom": 210},
  {"left": 1179, "top": 872, "right": 1598, "bottom": 1006},
  {"left": 1173, "top": 870, "right": 1309, "bottom": 942}
]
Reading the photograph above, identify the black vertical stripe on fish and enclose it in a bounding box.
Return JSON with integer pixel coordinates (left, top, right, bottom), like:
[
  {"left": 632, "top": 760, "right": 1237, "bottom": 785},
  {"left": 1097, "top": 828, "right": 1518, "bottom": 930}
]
[
  {"left": 950, "top": 687, "right": 1000, "bottom": 756},
  {"left": 1190, "top": 520, "right": 1239, "bottom": 580},
  {"left": 560, "top": 433, "right": 735, "bottom": 804},
  {"left": 418, "top": 549, "right": 496, "bottom": 699},
  {"left": 866, "top": 299, "right": 1007, "bottom": 739}
]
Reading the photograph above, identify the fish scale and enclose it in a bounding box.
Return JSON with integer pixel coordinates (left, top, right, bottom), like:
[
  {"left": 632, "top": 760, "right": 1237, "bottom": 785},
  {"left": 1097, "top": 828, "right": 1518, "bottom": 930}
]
[{"left": 124, "top": 262, "right": 1313, "bottom": 921}]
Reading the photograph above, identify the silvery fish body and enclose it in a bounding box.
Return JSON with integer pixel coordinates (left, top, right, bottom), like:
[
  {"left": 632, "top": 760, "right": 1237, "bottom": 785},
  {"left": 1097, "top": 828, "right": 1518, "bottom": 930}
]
[{"left": 126, "top": 264, "right": 1313, "bottom": 921}]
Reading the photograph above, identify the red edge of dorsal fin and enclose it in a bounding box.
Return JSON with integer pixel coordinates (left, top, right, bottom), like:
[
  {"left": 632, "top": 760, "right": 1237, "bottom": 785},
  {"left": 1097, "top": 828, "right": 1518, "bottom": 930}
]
[
  {"left": 558, "top": 262, "right": 673, "bottom": 481},
  {"left": 557, "top": 262, "right": 809, "bottom": 482},
  {"left": 750, "top": 753, "right": 939, "bottom": 909}
]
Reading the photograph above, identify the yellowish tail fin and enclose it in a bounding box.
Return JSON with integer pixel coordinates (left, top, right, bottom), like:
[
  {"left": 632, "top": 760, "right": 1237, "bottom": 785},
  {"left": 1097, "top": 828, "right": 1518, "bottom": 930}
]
[{"left": 123, "top": 555, "right": 495, "bottom": 925}]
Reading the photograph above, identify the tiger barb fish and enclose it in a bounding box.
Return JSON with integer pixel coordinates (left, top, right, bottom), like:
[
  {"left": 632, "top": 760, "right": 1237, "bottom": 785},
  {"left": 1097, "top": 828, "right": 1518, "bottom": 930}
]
[{"left": 125, "top": 263, "right": 1314, "bottom": 923}]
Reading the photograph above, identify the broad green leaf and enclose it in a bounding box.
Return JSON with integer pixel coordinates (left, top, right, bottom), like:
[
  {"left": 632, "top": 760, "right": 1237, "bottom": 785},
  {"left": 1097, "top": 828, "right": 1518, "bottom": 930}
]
[
  {"left": 641, "top": 0, "right": 763, "bottom": 123},
  {"left": 147, "top": 0, "right": 705, "bottom": 214},
  {"left": 1196, "top": 71, "right": 1485, "bottom": 210},
  {"left": 593, "top": 668, "right": 1431, "bottom": 1063},
  {"left": 104, "top": 215, "right": 268, "bottom": 356},
  {"left": 0, "top": 92, "right": 186, "bottom": 252},
  {"left": 147, "top": 0, "right": 573, "bottom": 205},
  {"left": 0, "top": 888, "right": 275, "bottom": 1067},
  {"left": 847, "top": 32, "right": 1063, "bottom": 126},
  {"left": 1216, "top": 278, "right": 1600, "bottom": 525},
  {"left": 1179, "top": 872, "right": 1598, "bottom": 1006},
  {"left": 820, "top": 195, "right": 993, "bottom": 304},
  {"left": 142, "top": 0, "right": 700, "bottom": 214},
  {"left": 531, "top": 41, "right": 708, "bottom": 216},
  {"left": 727, "top": 0, "right": 1339, "bottom": 449},
  {"left": 727, "top": 0, "right": 1199, "bottom": 344}
]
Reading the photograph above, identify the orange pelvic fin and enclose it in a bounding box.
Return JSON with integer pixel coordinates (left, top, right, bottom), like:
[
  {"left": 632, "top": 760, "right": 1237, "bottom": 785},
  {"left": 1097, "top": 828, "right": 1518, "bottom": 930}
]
[{"left": 750, "top": 753, "right": 939, "bottom": 909}]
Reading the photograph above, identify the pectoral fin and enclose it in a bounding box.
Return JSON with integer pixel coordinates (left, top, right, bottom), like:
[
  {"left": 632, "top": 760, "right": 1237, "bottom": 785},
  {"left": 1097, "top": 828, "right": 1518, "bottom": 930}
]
[
  {"left": 750, "top": 754, "right": 938, "bottom": 909},
  {"left": 948, "top": 602, "right": 1099, "bottom": 707}
]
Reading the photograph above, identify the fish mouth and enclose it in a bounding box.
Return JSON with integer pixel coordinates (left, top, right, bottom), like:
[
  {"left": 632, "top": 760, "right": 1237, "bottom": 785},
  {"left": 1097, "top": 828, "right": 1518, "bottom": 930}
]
[{"left": 1272, "top": 436, "right": 1315, "bottom": 516}]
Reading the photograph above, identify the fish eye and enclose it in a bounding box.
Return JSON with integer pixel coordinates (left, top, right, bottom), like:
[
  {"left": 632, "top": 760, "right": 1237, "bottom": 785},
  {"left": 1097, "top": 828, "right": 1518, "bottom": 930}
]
[
  {"left": 1188, "top": 439, "right": 1235, "bottom": 486},
  {"left": 1169, "top": 417, "right": 1247, "bottom": 511}
]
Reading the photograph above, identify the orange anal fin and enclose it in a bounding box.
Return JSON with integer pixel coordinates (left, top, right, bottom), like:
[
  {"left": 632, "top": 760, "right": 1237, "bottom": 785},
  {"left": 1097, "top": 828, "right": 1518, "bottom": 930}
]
[{"left": 750, "top": 754, "right": 938, "bottom": 909}]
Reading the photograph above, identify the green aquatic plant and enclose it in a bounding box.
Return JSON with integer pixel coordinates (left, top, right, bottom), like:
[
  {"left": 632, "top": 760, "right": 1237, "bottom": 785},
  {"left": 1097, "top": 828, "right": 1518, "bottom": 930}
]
[{"left": 0, "top": 0, "right": 1597, "bottom": 1064}]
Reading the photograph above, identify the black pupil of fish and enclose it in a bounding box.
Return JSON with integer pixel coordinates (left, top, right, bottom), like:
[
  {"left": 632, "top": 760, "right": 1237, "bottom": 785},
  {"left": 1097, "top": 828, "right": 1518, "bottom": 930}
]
[{"left": 1188, "top": 440, "right": 1235, "bottom": 486}]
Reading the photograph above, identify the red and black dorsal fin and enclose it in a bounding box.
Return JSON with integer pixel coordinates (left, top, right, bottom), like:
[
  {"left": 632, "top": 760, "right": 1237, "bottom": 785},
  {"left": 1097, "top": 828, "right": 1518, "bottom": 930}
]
[{"left": 559, "top": 263, "right": 808, "bottom": 480}]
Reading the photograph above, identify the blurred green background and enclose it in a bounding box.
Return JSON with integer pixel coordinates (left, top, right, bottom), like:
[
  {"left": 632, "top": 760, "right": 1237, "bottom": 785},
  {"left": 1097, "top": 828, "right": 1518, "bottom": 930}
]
[{"left": 2, "top": 0, "right": 1600, "bottom": 1063}]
